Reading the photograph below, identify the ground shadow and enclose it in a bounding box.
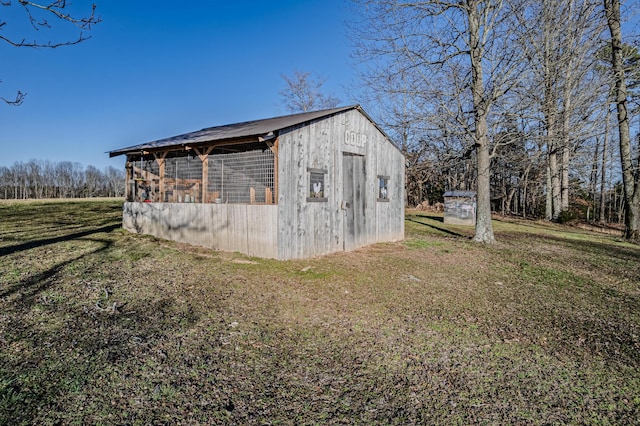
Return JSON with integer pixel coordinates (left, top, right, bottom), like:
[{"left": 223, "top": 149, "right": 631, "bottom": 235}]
[
  {"left": 0, "top": 224, "right": 120, "bottom": 257},
  {"left": 406, "top": 216, "right": 467, "bottom": 238},
  {"left": 0, "top": 242, "right": 196, "bottom": 424},
  {"left": 0, "top": 237, "right": 113, "bottom": 301},
  {"left": 415, "top": 214, "right": 444, "bottom": 223}
]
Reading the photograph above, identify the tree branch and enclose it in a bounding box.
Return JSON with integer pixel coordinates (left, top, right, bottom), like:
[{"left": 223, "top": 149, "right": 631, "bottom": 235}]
[
  {"left": 0, "top": 89, "right": 26, "bottom": 105},
  {"left": 0, "top": 1, "right": 100, "bottom": 48}
]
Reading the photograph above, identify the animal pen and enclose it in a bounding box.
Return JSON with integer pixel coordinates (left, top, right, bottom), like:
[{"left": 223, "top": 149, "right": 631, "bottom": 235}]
[
  {"left": 109, "top": 105, "right": 405, "bottom": 260},
  {"left": 127, "top": 149, "right": 275, "bottom": 205}
]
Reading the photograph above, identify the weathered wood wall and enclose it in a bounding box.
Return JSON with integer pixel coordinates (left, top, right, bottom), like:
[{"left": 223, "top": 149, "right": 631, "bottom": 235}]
[
  {"left": 277, "top": 108, "right": 404, "bottom": 259},
  {"left": 371, "top": 119, "right": 406, "bottom": 243},
  {"left": 123, "top": 202, "right": 278, "bottom": 258}
]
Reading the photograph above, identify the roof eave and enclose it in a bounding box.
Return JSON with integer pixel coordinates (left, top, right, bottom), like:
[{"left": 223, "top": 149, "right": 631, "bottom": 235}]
[{"left": 108, "top": 105, "right": 378, "bottom": 158}]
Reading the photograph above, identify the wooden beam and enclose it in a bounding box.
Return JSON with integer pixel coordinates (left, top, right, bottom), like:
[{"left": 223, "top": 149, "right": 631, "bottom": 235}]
[
  {"left": 193, "top": 146, "right": 214, "bottom": 161},
  {"left": 201, "top": 157, "right": 208, "bottom": 203},
  {"left": 154, "top": 151, "right": 167, "bottom": 202},
  {"left": 125, "top": 137, "right": 262, "bottom": 159},
  {"left": 125, "top": 157, "right": 133, "bottom": 201},
  {"left": 273, "top": 137, "right": 279, "bottom": 204},
  {"left": 193, "top": 146, "right": 214, "bottom": 203}
]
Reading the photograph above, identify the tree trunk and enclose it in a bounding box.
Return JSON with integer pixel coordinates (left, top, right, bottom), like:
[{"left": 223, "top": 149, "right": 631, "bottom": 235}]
[
  {"left": 549, "top": 147, "right": 562, "bottom": 220},
  {"left": 506, "top": 187, "right": 517, "bottom": 215},
  {"left": 590, "top": 137, "right": 600, "bottom": 219},
  {"left": 467, "top": 0, "right": 495, "bottom": 243},
  {"left": 604, "top": 0, "right": 640, "bottom": 241},
  {"left": 560, "top": 143, "right": 570, "bottom": 213},
  {"left": 475, "top": 141, "right": 495, "bottom": 243},
  {"left": 543, "top": 71, "right": 561, "bottom": 220},
  {"left": 546, "top": 163, "right": 553, "bottom": 220},
  {"left": 561, "top": 96, "right": 572, "bottom": 213},
  {"left": 599, "top": 107, "right": 610, "bottom": 223},
  {"left": 522, "top": 170, "right": 529, "bottom": 219}
]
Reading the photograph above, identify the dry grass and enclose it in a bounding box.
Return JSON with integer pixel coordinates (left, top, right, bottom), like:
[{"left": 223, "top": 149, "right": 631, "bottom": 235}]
[{"left": 1, "top": 201, "right": 639, "bottom": 425}]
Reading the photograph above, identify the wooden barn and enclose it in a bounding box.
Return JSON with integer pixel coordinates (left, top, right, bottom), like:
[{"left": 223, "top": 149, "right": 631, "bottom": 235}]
[{"left": 109, "top": 105, "right": 405, "bottom": 260}]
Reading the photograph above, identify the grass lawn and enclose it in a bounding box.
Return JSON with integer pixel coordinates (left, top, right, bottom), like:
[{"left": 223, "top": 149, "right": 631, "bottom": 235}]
[{"left": 1, "top": 200, "right": 639, "bottom": 425}]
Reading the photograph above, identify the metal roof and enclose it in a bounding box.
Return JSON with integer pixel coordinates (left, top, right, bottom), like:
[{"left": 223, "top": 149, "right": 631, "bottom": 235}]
[
  {"left": 109, "top": 105, "right": 364, "bottom": 157},
  {"left": 444, "top": 191, "right": 476, "bottom": 198}
]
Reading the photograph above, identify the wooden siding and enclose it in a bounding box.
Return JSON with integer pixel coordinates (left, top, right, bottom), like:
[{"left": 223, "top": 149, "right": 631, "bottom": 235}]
[
  {"left": 372, "top": 123, "right": 405, "bottom": 242},
  {"left": 123, "top": 202, "right": 278, "bottom": 258},
  {"left": 276, "top": 108, "right": 404, "bottom": 259},
  {"left": 277, "top": 117, "right": 340, "bottom": 260}
]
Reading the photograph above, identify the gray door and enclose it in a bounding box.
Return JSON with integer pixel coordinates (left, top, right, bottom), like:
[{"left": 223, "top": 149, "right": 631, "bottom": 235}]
[{"left": 342, "top": 154, "right": 366, "bottom": 251}]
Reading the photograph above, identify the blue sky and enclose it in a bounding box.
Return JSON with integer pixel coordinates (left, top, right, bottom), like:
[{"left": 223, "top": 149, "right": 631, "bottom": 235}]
[
  {"left": 1, "top": 1, "right": 352, "bottom": 170},
  {"left": 3, "top": 1, "right": 639, "bottom": 173}
]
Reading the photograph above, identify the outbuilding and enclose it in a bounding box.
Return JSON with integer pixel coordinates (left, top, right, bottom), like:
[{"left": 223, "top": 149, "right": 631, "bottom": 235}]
[
  {"left": 443, "top": 190, "right": 476, "bottom": 226},
  {"left": 109, "top": 105, "right": 405, "bottom": 260}
]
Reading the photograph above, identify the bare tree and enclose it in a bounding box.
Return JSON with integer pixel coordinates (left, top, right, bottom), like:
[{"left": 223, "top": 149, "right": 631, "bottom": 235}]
[
  {"left": 0, "top": 1, "right": 100, "bottom": 105},
  {"left": 84, "top": 165, "right": 102, "bottom": 197},
  {"left": 603, "top": 0, "right": 640, "bottom": 241},
  {"left": 105, "top": 165, "right": 124, "bottom": 197},
  {"left": 352, "top": 0, "right": 532, "bottom": 243},
  {"left": 279, "top": 70, "right": 340, "bottom": 113},
  {"left": 515, "top": 0, "right": 606, "bottom": 221}
]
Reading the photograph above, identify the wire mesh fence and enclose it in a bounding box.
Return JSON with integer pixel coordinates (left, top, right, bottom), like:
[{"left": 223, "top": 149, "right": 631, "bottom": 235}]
[
  {"left": 128, "top": 149, "right": 275, "bottom": 204},
  {"left": 208, "top": 150, "right": 274, "bottom": 204},
  {"left": 165, "top": 154, "right": 203, "bottom": 203}
]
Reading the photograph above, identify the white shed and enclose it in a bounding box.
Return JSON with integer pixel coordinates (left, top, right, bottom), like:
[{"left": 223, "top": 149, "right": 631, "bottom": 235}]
[
  {"left": 109, "top": 105, "right": 405, "bottom": 259},
  {"left": 443, "top": 191, "right": 477, "bottom": 226}
]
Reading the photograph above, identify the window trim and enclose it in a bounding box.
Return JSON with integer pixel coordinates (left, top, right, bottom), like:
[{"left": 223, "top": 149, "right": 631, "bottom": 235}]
[
  {"left": 377, "top": 175, "right": 390, "bottom": 202},
  {"left": 307, "top": 167, "right": 328, "bottom": 202}
]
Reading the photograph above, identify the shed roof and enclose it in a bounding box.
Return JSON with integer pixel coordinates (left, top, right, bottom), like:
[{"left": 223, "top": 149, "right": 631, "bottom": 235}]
[
  {"left": 444, "top": 191, "right": 476, "bottom": 198},
  {"left": 109, "top": 105, "right": 389, "bottom": 157}
]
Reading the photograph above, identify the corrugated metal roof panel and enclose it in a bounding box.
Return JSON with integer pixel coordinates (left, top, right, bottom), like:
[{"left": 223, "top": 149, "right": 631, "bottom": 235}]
[
  {"left": 444, "top": 191, "right": 476, "bottom": 198},
  {"left": 109, "top": 105, "right": 359, "bottom": 157}
]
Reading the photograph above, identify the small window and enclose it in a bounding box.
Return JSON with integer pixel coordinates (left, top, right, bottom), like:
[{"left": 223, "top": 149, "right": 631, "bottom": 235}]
[
  {"left": 378, "top": 176, "right": 390, "bottom": 202},
  {"left": 307, "top": 167, "right": 328, "bottom": 202}
]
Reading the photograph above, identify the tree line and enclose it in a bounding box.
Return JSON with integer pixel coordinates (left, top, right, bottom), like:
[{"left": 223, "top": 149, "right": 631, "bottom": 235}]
[{"left": 0, "top": 160, "right": 124, "bottom": 200}]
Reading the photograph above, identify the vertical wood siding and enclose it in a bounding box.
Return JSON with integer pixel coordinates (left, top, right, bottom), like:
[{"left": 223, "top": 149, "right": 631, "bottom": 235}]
[
  {"left": 123, "top": 202, "right": 278, "bottom": 258},
  {"left": 277, "top": 109, "right": 404, "bottom": 259}
]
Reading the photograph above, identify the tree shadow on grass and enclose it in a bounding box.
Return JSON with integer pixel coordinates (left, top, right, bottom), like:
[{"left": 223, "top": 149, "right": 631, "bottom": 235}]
[
  {"left": 415, "top": 214, "right": 444, "bottom": 223},
  {"left": 0, "top": 237, "right": 114, "bottom": 302},
  {"left": 406, "top": 215, "right": 467, "bottom": 238},
  {"left": 0, "top": 224, "right": 120, "bottom": 258},
  {"left": 0, "top": 236, "right": 199, "bottom": 424},
  {"left": 0, "top": 201, "right": 208, "bottom": 424}
]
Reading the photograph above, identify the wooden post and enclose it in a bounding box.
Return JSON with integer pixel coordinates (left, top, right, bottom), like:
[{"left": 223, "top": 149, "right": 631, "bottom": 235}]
[
  {"left": 201, "top": 157, "right": 208, "bottom": 203},
  {"left": 194, "top": 146, "right": 214, "bottom": 203},
  {"left": 270, "top": 138, "right": 279, "bottom": 204},
  {"left": 154, "top": 151, "right": 167, "bottom": 202},
  {"left": 125, "top": 157, "right": 133, "bottom": 201}
]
